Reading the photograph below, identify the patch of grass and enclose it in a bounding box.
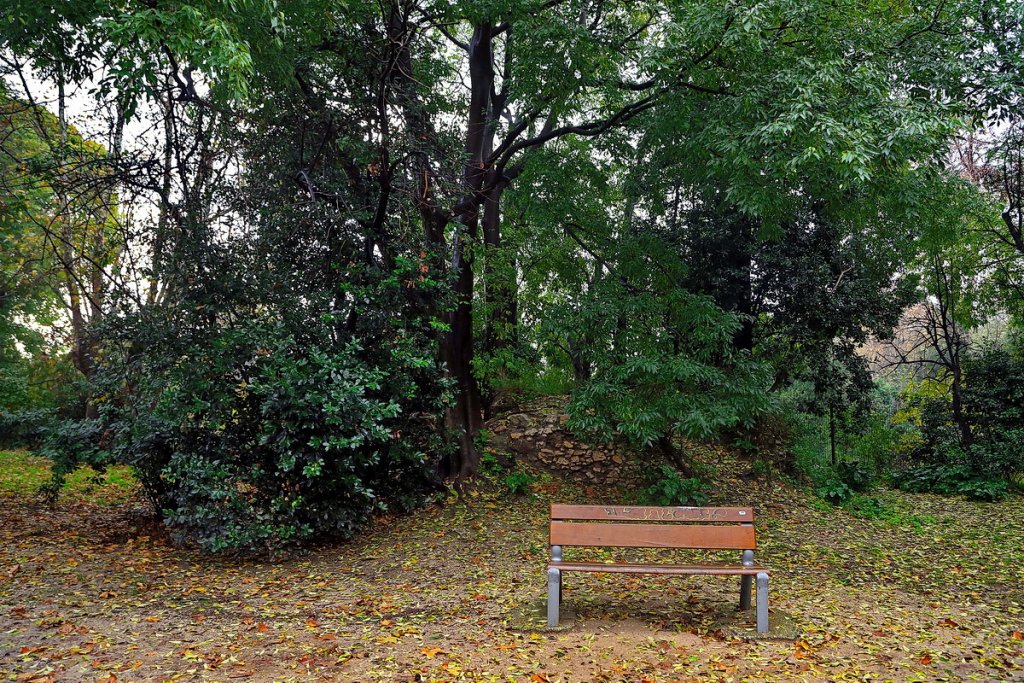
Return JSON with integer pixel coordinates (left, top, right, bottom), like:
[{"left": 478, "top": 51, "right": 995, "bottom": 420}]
[
  {"left": 0, "top": 449, "right": 137, "bottom": 505},
  {"left": 805, "top": 497, "right": 832, "bottom": 513},
  {"left": 0, "top": 449, "right": 50, "bottom": 494},
  {"left": 842, "top": 493, "right": 937, "bottom": 531}
]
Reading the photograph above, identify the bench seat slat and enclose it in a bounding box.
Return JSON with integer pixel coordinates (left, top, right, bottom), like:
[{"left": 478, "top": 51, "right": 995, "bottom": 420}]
[
  {"left": 551, "top": 504, "right": 754, "bottom": 522},
  {"left": 550, "top": 521, "right": 756, "bottom": 549},
  {"left": 548, "top": 562, "right": 767, "bottom": 576}
]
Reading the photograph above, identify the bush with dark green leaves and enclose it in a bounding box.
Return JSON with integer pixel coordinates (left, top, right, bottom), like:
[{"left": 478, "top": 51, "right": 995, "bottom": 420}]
[
  {"left": 962, "top": 344, "right": 1024, "bottom": 478},
  {"left": 77, "top": 244, "right": 452, "bottom": 553},
  {"left": 891, "top": 463, "right": 969, "bottom": 494},
  {"left": 0, "top": 408, "right": 53, "bottom": 449},
  {"left": 954, "top": 476, "right": 1010, "bottom": 502},
  {"left": 890, "top": 464, "right": 1008, "bottom": 502},
  {"left": 892, "top": 343, "right": 1024, "bottom": 500},
  {"left": 171, "top": 334, "right": 439, "bottom": 551},
  {"left": 815, "top": 478, "right": 853, "bottom": 505},
  {"left": 836, "top": 460, "right": 873, "bottom": 492},
  {"left": 637, "top": 464, "right": 711, "bottom": 507}
]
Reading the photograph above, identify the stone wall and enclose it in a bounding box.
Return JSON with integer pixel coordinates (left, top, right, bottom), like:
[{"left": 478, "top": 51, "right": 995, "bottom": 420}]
[{"left": 485, "top": 396, "right": 639, "bottom": 486}]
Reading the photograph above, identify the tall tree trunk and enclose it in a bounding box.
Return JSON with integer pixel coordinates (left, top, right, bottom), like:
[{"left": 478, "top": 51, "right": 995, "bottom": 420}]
[
  {"left": 443, "top": 251, "right": 484, "bottom": 481},
  {"left": 436, "top": 21, "right": 495, "bottom": 484},
  {"left": 54, "top": 69, "right": 98, "bottom": 417},
  {"left": 932, "top": 257, "right": 973, "bottom": 451}
]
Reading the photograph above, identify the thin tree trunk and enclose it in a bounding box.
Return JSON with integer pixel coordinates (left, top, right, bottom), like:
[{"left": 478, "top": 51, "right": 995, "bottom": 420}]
[
  {"left": 829, "top": 403, "right": 837, "bottom": 466},
  {"left": 481, "top": 180, "right": 518, "bottom": 418},
  {"left": 659, "top": 434, "right": 694, "bottom": 478},
  {"left": 932, "top": 257, "right": 973, "bottom": 451},
  {"left": 53, "top": 72, "right": 96, "bottom": 416},
  {"left": 731, "top": 215, "right": 754, "bottom": 352},
  {"left": 149, "top": 84, "right": 175, "bottom": 305},
  {"left": 950, "top": 365, "right": 972, "bottom": 450}
]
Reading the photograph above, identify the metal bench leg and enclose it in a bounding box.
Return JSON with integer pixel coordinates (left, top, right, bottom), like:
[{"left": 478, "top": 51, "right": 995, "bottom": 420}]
[
  {"left": 739, "top": 575, "right": 752, "bottom": 610},
  {"left": 755, "top": 572, "right": 769, "bottom": 634},
  {"left": 740, "top": 549, "right": 753, "bottom": 611},
  {"left": 547, "top": 567, "right": 561, "bottom": 628}
]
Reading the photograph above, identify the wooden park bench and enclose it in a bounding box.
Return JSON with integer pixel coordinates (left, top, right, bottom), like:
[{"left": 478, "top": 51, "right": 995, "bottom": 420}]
[{"left": 546, "top": 504, "right": 771, "bottom": 633}]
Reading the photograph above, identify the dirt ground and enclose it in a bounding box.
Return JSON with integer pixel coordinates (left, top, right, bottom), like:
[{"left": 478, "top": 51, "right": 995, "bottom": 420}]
[{"left": 2, "top": 450, "right": 1023, "bottom": 682}]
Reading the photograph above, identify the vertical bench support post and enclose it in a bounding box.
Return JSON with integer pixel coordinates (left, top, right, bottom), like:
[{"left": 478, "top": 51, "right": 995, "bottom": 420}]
[
  {"left": 547, "top": 567, "right": 561, "bottom": 627},
  {"left": 755, "top": 571, "right": 769, "bottom": 634},
  {"left": 739, "top": 549, "right": 754, "bottom": 610},
  {"left": 551, "top": 545, "right": 563, "bottom": 604}
]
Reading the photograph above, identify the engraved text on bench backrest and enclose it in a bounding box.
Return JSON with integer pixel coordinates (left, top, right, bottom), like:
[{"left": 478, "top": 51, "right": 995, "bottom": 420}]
[{"left": 549, "top": 505, "right": 756, "bottom": 550}]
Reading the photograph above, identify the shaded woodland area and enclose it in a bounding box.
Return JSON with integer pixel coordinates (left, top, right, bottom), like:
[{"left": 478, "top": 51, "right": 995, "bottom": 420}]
[
  {"left": 3, "top": 3, "right": 1024, "bottom": 682},
  {"left": 1, "top": 1, "right": 1024, "bottom": 553}
]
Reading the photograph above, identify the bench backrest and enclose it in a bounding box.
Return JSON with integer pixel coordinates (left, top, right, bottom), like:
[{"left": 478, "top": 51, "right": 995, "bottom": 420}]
[{"left": 549, "top": 504, "right": 756, "bottom": 550}]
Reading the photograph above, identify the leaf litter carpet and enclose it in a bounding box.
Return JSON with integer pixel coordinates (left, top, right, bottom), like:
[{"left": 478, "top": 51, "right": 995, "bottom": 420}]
[{"left": 1, "top": 452, "right": 1023, "bottom": 682}]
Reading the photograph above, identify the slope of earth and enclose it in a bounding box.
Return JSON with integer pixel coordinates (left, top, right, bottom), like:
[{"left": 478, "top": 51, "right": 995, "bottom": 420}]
[{"left": 1, "top": 448, "right": 1023, "bottom": 683}]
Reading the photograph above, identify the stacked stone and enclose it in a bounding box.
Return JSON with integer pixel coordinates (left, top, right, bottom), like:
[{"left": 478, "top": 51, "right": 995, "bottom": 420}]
[{"left": 486, "top": 397, "right": 636, "bottom": 486}]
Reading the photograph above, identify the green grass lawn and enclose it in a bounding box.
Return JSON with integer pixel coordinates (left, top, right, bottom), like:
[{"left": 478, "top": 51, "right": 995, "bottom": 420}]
[{"left": 0, "top": 449, "right": 137, "bottom": 504}]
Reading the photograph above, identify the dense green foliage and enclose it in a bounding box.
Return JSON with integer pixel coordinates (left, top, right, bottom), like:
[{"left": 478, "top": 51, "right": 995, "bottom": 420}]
[
  {"left": 559, "top": 237, "right": 770, "bottom": 466},
  {"left": 636, "top": 464, "right": 711, "bottom": 507},
  {"left": 87, "top": 242, "right": 449, "bottom": 552},
  {"left": 2, "top": 0, "right": 1023, "bottom": 550},
  {"left": 0, "top": 83, "right": 106, "bottom": 425},
  {"left": 885, "top": 341, "right": 1024, "bottom": 500}
]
